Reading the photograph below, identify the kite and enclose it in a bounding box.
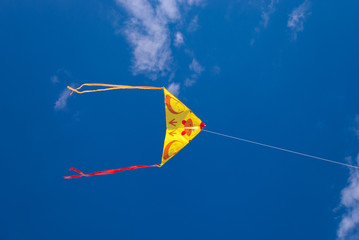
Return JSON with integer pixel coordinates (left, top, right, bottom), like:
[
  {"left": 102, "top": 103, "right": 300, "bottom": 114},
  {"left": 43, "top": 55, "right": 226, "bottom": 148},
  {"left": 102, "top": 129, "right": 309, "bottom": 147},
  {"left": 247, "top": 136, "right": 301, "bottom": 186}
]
[
  {"left": 64, "top": 83, "right": 359, "bottom": 179},
  {"left": 64, "top": 83, "right": 205, "bottom": 179}
]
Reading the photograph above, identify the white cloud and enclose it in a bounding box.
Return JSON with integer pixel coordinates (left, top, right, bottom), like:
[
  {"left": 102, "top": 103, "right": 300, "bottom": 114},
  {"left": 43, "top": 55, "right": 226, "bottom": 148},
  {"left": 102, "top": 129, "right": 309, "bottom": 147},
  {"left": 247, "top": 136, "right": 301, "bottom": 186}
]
[
  {"left": 261, "top": 0, "right": 278, "bottom": 28},
  {"left": 54, "top": 88, "right": 71, "bottom": 111},
  {"left": 187, "top": 0, "right": 203, "bottom": 6},
  {"left": 354, "top": 116, "right": 359, "bottom": 138},
  {"left": 51, "top": 75, "right": 59, "bottom": 84},
  {"left": 337, "top": 155, "right": 359, "bottom": 240},
  {"left": 51, "top": 69, "right": 71, "bottom": 84},
  {"left": 212, "top": 65, "right": 221, "bottom": 75},
  {"left": 168, "top": 72, "right": 175, "bottom": 82},
  {"left": 183, "top": 58, "right": 204, "bottom": 87},
  {"left": 250, "top": 38, "right": 256, "bottom": 46},
  {"left": 185, "top": 78, "right": 195, "bottom": 87},
  {"left": 287, "top": 0, "right": 311, "bottom": 40},
  {"left": 187, "top": 15, "right": 199, "bottom": 32},
  {"left": 337, "top": 116, "right": 359, "bottom": 240},
  {"left": 174, "top": 31, "right": 184, "bottom": 47},
  {"left": 167, "top": 82, "right": 180, "bottom": 96},
  {"left": 115, "top": 0, "right": 202, "bottom": 79},
  {"left": 116, "top": 0, "right": 172, "bottom": 78},
  {"left": 158, "top": 0, "right": 180, "bottom": 20},
  {"left": 189, "top": 58, "right": 204, "bottom": 75},
  {"left": 250, "top": 0, "right": 278, "bottom": 46}
]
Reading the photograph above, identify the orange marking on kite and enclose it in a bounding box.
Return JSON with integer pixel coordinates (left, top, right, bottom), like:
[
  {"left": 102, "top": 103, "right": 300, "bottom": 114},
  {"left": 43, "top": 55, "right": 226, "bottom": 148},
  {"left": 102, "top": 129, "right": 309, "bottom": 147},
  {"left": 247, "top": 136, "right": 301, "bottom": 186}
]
[
  {"left": 181, "top": 119, "right": 194, "bottom": 136},
  {"left": 163, "top": 140, "right": 183, "bottom": 160},
  {"left": 165, "top": 95, "right": 184, "bottom": 114},
  {"left": 169, "top": 130, "right": 177, "bottom": 136},
  {"left": 169, "top": 119, "right": 177, "bottom": 126}
]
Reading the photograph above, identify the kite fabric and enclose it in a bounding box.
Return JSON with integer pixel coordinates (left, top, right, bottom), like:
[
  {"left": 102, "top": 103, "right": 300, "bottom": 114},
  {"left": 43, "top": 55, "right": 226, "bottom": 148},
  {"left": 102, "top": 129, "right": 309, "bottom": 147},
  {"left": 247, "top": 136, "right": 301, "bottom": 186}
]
[
  {"left": 64, "top": 83, "right": 205, "bottom": 179},
  {"left": 162, "top": 88, "right": 205, "bottom": 166}
]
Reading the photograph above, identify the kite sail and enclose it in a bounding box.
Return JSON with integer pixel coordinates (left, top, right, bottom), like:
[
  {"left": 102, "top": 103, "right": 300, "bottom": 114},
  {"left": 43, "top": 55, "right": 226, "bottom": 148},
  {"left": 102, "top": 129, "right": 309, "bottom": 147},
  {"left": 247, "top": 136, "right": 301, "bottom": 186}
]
[{"left": 64, "top": 83, "right": 205, "bottom": 179}]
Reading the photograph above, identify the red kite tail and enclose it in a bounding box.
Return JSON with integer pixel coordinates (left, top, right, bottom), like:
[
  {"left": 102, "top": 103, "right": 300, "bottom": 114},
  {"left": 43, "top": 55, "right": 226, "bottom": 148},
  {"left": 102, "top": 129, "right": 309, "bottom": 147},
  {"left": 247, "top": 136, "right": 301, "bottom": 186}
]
[{"left": 64, "top": 164, "right": 160, "bottom": 179}]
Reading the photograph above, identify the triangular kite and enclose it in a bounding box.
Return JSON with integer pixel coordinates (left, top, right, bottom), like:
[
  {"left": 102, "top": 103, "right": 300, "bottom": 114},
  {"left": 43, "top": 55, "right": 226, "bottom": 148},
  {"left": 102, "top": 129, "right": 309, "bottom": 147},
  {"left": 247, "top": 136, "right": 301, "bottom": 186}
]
[
  {"left": 161, "top": 88, "right": 205, "bottom": 166},
  {"left": 64, "top": 83, "right": 205, "bottom": 179}
]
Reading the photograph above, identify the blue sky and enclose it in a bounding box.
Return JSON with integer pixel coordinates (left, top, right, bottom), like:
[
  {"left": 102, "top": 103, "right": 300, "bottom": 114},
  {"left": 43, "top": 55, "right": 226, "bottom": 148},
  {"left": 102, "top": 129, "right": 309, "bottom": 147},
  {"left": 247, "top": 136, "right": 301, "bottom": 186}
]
[{"left": 1, "top": 0, "right": 359, "bottom": 239}]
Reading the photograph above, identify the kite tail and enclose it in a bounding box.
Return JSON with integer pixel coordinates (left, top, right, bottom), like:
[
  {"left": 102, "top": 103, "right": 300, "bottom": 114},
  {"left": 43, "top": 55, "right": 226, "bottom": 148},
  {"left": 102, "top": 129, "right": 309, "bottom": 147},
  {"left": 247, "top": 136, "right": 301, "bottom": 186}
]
[
  {"left": 67, "top": 83, "right": 163, "bottom": 95},
  {"left": 64, "top": 164, "right": 160, "bottom": 179},
  {"left": 64, "top": 83, "right": 163, "bottom": 179}
]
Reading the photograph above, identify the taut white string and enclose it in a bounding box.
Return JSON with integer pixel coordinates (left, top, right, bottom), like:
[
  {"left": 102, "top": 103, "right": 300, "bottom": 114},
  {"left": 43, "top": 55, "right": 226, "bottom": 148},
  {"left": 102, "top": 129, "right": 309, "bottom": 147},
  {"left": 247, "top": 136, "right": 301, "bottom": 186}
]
[{"left": 203, "top": 129, "right": 359, "bottom": 169}]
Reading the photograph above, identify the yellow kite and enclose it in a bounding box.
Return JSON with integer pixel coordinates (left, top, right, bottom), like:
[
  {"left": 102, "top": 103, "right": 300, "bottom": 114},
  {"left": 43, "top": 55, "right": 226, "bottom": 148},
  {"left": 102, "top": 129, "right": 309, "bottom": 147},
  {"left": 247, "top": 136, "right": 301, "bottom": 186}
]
[
  {"left": 64, "top": 83, "right": 205, "bottom": 179},
  {"left": 63, "top": 84, "right": 359, "bottom": 179}
]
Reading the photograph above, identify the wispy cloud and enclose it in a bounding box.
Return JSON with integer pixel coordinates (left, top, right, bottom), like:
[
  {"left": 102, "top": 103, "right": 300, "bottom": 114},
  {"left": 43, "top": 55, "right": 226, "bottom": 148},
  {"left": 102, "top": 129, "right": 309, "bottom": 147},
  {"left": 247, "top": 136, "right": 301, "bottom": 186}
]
[
  {"left": 167, "top": 82, "right": 180, "bottom": 96},
  {"left": 353, "top": 116, "right": 359, "bottom": 139},
  {"left": 52, "top": 69, "right": 74, "bottom": 111},
  {"left": 250, "top": 0, "right": 278, "bottom": 45},
  {"left": 115, "top": 0, "right": 203, "bottom": 79},
  {"left": 337, "top": 156, "right": 359, "bottom": 240},
  {"left": 174, "top": 31, "right": 184, "bottom": 47},
  {"left": 51, "top": 75, "right": 59, "bottom": 84},
  {"left": 185, "top": 78, "right": 196, "bottom": 87},
  {"left": 212, "top": 65, "right": 221, "bottom": 75},
  {"left": 115, "top": 0, "right": 173, "bottom": 78},
  {"left": 261, "top": 0, "right": 278, "bottom": 28},
  {"left": 337, "top": 116, "right": 359, "bottom": 240},
  {"left": 185, "top": 58, "right": 204, "bottom": 87},
  {"left": 187, "top": 15, "right": 199, "bottom": 32},
  {"left": 54, "top": 89, "right": 71, "bottom": 111},
  {"left": 51, "top": 69, "right": 71, "bottom": 84},
  {"left": 187, "top": 0, "right": 203, "bottom": 6},
  {"left": 287, "top": 0, "right": 311, "bottom": 40},
  {"left": 189, "top": 58, "right": 204, "bottom": 75}
]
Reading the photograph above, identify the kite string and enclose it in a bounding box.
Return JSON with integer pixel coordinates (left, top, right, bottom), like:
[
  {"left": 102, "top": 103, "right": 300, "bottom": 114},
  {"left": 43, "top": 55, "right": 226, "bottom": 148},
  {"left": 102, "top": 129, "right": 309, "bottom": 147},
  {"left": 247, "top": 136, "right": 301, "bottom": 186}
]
[{"left": 202, "top": 129, "right": 359, "bottom": 169}]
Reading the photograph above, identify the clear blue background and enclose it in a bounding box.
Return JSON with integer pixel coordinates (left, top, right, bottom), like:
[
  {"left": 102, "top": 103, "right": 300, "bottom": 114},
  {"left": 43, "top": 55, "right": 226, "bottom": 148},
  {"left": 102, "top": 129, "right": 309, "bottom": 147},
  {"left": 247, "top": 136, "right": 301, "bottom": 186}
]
[{"left": 1, "top": 1, "right": 358, "bottom": 239}]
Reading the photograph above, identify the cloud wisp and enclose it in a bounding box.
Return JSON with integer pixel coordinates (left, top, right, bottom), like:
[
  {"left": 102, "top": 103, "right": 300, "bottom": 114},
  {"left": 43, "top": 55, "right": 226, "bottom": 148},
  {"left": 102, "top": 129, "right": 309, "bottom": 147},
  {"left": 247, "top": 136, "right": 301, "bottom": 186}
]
[
  {"left": 115, "top": 0, "right": 175, "bottom": 79},
  {"left": 261, "top": 0, "right": 279, "bottom": 28},
  {"left": 337, "top": 156, "right": 359, "bottom": 240},
  {"left": 287, "top": 0, "right": 311, "bottom": 40},
  {"left": 250, "top": 0, "right": 278, "bottom": 46},
  {"left": 52, "top": 69, "right": 74, "bottom": 111},
  {"left": 337, "top": 116, "right": 359, "bottom": 240},
  {"left": 353, "top": 116, "right": 359, "bottom": 139},
  {"left": 167, "top": 82, "right": 181, "bottom": 96},
  {"left": 187, "top": 15, "right": 199, "bottom": 32},
  {"left": 174, "top": 31, "right": 184, "bottom": 47},
  {"left": 185, "top": 58, "right": 204, "bottom": 87},
  {"left": 115, "top": 0, "right": 203, "bottom": 79},
  {"left": 189, "top": 58, "right": 204, "bottom": 75},
  {"left": 54, "top": 88, "right": 71, "bottom": 111},
  {"left": 51, "top": 75, "right": 59, "bottom": 84}
]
